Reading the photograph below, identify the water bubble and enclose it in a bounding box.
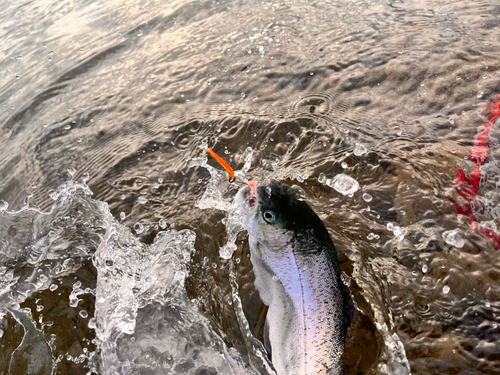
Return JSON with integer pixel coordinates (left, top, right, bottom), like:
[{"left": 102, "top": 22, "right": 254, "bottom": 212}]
[
  {"left": 449, "top": 118, "right": 454, "bottom": 124},
  {"left": 367, "top": 233, "right": 375, "bottom": 240},
  {"left": 159, "top": 219, "right": 167, "bottom": 229},
  {"left": 64, "top": 124, "right": 71, "bottom": 130},
  {"left": 39, "top": 274, "right": 48, "bottom": 283},
  {"left": 120, "top": 194, "right": 126, "bottom": 200},
  {"left": 50, "top": 284, "right": 58, "bottom": 291},
  {"left": 341, "top": 162, "right": 348, "bottom": 169},
  {"left": 120, "top": 212, "right": 126, "bottom": 220},
  {"left": 442, "top": 230, "right": 464, "bottom": 248},
  {"left": 134, "top": 223, "right": 144, "bottom": 234},
  {"left": 36, "top": 305, "right": 44, "bottom": 312},
  {"left": 137, "top": 30, "right": 143, "bottom": 37},
  {"left": 318, "top": 173, "right": 326, "bottom": 183},
  {"left": 235, "top": 258, "right": 241, "bottom": 264},
  {"left": 393, "top": 226, "right": 404, "bottom": 242},
  {"left": 265, "top": 186, "right": 272, "bottom": 196},
  {"left": 79, "top": 310, "right": 88, "bottom": 318},
  {"left": 82, "top": 172, "right": 90, "bottom": 182},
  {"left": 422, "top": 264, "right": 428, "bottom": 273},
  {"left": 158, "top": 178, "right": 164, "bottom": 183},
  {"left": 477, "top": 91, "right": 484, "bottom": 99},
  {"left": 272, "top": 275, "right": 280, "bottom": 281},
  {"left": 212, "top": 263, "right": 217, "bottom": 269},
  {"left": 362, "top": 193, "right": 372, "bottom": 202},
  {"left": 353, "top": 143, "right": 367, "bottom": 156},
  {"left": 412, "top": 270, "right": 417, "bottom": 276},
  {"left": 137, "top": 196, "right": 148, "bottom": 204},
  {"left": 0, "top": 200, "right": 8, "bottom": 211},
  {"left": 68, "top": 167, "right": 76, "bottom": 177},
  {"left": 180, "top": 193, "right": 186, "bottom": 200},
  {"left": 400, "top": 211, "right": 406, "bottom": 216},
  {"left": 443, "top": 285, "right": 450, "bottom": 294},
  {"left": 331, "top": 174, "right": 359, "bottom": 196}
]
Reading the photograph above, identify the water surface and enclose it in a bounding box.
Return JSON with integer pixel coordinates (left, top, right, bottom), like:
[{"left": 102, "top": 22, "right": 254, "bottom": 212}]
[{"left": 1, "top": 0, "right": 500, "bottom": 374}]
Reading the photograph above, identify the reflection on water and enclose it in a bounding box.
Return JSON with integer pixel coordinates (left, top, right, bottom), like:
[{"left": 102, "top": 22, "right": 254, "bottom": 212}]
[{"left": 1, "top": 0, "right": 500, "bottom": 373}]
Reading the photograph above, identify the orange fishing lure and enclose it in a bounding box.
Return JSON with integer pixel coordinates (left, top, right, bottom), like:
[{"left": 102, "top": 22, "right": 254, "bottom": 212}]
[{"left": 206, "top": 147, "right": 235, "bottom": 182}]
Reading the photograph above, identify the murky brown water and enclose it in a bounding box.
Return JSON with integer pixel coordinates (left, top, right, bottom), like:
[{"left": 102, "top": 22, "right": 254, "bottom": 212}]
[{"left": 1, "top": 0, "right": 500, "bottom": 374}]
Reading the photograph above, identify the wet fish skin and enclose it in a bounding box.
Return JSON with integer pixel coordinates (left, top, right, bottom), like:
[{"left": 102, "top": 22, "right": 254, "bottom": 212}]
[{"left": 236, "top": 180, "right": 353, "bottom": 375}]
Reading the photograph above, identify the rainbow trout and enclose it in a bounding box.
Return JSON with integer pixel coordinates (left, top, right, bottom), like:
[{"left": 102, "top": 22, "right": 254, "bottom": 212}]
[{"left": 236, "top": 180, "right": 354, "bottom": 375}]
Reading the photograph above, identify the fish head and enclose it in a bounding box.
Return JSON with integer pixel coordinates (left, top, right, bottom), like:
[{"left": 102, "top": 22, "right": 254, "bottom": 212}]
[{"left": 236, "top": 179, "right": 327, "bottom": 257}]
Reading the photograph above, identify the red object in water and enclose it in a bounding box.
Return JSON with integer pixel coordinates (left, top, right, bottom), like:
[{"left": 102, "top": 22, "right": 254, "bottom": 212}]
[{"left": 449, "top": 94, "right": 500, "bottom": 249}]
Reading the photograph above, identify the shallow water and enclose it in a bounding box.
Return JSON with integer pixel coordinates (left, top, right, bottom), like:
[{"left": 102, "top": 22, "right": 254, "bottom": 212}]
[{"left": 1, "top": 0, "right": 500, "bottom": 373}]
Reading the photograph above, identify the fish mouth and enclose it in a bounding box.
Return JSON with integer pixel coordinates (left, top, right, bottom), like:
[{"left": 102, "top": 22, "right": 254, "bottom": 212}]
[
  {"left": 247, "top": 180, "right": 256, "bottom": 207},
  {"left": 236, "top": 180, "right": 258, "bottom": 211}
]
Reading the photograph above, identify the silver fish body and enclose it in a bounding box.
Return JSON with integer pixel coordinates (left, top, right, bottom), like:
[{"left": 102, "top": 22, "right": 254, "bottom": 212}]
[{"left": 236, "top": 180, "right": 353, "bottom": 375}]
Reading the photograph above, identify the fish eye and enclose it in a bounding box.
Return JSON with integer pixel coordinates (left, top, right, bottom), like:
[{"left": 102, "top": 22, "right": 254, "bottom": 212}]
[{"left": 262, "top": 210, "right": 278, "bottom": 224}]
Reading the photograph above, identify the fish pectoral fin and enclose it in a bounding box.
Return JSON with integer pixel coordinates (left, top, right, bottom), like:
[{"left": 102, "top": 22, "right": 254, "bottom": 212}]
[
  {"left": 344, "top": 288, "right": 356, "bottom": 328},
  {"left": 264, "top": 319, "right": 272, "bottom": 359}
]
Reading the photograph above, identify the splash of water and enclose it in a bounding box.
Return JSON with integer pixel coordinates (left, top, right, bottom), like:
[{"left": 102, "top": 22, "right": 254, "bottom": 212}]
[
  {"left": 94, "top": 214, "right": 251, "bottom": 374},
  {"left": 346, "top": 245, "right": 411, "bottom": 375},
  {"left": 0, "top": 180, "right": 102, "bottom": 373},
  {"left": 0, "top": 179, "right": 253, "bottom": 374},
  {"left": 190, "top": 147, "right": 253, "bottom": 260}
]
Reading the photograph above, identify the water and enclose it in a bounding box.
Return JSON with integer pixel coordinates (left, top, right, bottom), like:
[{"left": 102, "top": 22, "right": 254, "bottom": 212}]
[{"left": 1, "top": 0, "right": 500, "bottom": 374}]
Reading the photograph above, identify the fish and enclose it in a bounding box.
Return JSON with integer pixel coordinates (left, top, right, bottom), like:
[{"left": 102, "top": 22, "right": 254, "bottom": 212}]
[{"left": 236, "top": 180, "right": 354, "bottom": 375}]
